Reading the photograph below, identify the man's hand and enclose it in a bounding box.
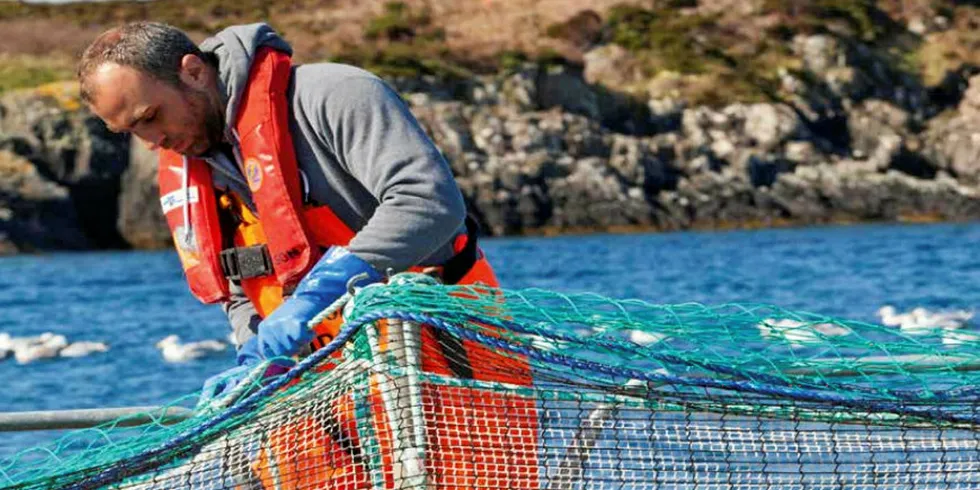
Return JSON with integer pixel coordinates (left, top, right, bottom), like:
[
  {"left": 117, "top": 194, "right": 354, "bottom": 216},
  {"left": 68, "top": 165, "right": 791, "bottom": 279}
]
[
  {"left": 197, "top": 336, "right": 297, "bottom": 410},
  {"left": 257, "top": 246, "right": 382, "bottom": 358},
  {"left": 197, "top": 336, "right": 263, "bottom": 409}
]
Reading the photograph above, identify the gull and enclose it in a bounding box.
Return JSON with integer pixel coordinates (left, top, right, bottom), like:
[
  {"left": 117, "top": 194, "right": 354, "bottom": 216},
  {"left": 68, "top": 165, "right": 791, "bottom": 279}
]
[
  {"left": 529, "top": 335, "right": 562, "bottom": 352},
  {"left": 0, "top": 333, "right": 11, "bottom": 360},
  {"left": 527, "top": 323, "right": 596, "bottom": 353},
  {"left": 758, "top": 318, "right": 850, "bottom": 347},
  {"left": 913, "top": 307, "right": 973, "bottom": 329},
  {"left": 0, "top": 333, "right": 40, "bottom": 361},
  {"left": 14, "top": 333, "right": 69, "bottom": 364},
  {"left": 156, "top": 335, "right": 227, "bottom": 363},
  {"left": 60, "top": 341, "right": 110, "bottom": 358},
  {"left": 0, "top": 333, "right": 43, "bottom": 354},
  {"left": 883, "top": 306, "right": 941, "bottom": 335},
  {"left": 629, "top": 330, "right": 667, "bottom": 346},
  {"left": 878, "top": 306, "right": 914, "bottom": 328},
  {"left": 878, "top": 306, "right": 973, "bottom": 334},
  {"left": 943, "top": 330, "right": 980, "bottom": 346}
]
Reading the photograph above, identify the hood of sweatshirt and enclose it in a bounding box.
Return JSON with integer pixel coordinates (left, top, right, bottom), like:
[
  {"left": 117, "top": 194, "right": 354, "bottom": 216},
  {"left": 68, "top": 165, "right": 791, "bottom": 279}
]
[
  {"left": 200, "top": 22, "right": 292, "bottom": 133},
  {"left": 196, "top": 23, "right": 292, "bottom": 208}
]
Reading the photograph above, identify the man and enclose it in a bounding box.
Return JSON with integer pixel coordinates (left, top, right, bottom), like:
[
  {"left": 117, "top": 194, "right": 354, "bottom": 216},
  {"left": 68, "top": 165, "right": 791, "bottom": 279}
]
[
  {"left": 78, "top": 22, "right": 539, "bottom": 489},
  {"left": 78, "top": 21, "right": 482, "bottom": 367}
]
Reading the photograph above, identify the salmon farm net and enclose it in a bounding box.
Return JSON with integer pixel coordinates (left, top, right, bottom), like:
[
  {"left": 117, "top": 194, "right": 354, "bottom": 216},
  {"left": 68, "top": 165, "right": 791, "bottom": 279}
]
[{"left": 3, "top": 273, "right": 980, "bottom": 489}]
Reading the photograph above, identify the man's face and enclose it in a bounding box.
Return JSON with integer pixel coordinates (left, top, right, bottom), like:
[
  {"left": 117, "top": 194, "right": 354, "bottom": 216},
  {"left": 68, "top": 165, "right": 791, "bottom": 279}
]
[{"left": 86, "top": 59, "right": 224, "bottom": 156}]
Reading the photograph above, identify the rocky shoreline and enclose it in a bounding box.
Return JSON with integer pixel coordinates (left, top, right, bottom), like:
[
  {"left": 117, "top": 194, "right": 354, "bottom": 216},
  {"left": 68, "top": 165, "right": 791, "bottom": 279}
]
[{"left": 1, "top": 33, "right": 980, "bottom": 253}]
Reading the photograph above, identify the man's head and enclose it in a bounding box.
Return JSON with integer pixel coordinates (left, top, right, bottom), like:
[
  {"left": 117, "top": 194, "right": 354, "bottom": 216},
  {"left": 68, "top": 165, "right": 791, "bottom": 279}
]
[{"left": 78, "top": 22, "right": 226, "bottom": 156}]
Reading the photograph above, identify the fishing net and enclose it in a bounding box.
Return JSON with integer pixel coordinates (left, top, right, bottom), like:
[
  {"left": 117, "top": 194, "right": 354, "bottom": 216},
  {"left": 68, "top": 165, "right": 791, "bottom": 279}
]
[{"left": 3, "top": 273, "right": 980, "bottom": 489}]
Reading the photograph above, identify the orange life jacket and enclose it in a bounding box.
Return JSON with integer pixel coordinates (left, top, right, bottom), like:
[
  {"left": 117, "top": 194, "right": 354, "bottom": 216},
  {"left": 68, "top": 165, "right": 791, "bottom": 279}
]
[
  {"left": 158, "top": 47, "right": 328, "bottom": 307},
  {"left": 158, "top": 47, "right": 539, "bottom": 489}
]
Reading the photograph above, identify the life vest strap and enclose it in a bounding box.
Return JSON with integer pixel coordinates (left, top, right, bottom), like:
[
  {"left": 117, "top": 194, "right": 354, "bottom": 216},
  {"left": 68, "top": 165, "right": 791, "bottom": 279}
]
[
  {"left": 219, "top": 244, "right": 275, "bottom": 281},
  {"left": 438, "top": 216, "right": 482, "bottom": 285},
  {"left": 425, "top": 216, "right": 484, "bottom": 379},
  {"left": 218, "top": 216, "right": 485, "bottom": 285}
]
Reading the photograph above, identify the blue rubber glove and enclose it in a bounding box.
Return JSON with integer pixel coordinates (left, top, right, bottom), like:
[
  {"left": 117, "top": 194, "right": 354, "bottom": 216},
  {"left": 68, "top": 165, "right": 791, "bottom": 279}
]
[
  {"left": 197, "top": 337, "right": 263, "bottom": 408},
  {"left": 257, "top": 246, "right": 383, "bottom": 358}
]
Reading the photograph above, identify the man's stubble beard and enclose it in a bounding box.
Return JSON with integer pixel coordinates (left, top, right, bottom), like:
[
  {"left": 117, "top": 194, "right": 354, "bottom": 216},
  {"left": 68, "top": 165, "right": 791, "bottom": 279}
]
[
  {"left": 203, "top": 92, "right": 225, "bottom": 150},
  {"left": 183, "top": 83, "right": 226, "bottom": 156}
]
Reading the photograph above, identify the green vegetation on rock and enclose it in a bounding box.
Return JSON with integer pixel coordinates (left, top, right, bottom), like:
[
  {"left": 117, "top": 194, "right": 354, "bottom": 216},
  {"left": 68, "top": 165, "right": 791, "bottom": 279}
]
[
  {"left": 0, "top": 55, "right": 75, "bottom": 95},
  {"left": 333, "top": 2, "right": 470, "bottom": 83},
  {"left": 761, "top": 0, "right": 893, "bottom": 42},
  {"left": 594, "top": 3, "right": 787, "bottom": 104}
]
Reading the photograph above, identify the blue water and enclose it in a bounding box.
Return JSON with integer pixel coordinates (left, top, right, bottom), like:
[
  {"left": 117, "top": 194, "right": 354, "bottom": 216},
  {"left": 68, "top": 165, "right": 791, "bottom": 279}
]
[{"left": 2, "top": 222, "right": 980, "bottom": 459}]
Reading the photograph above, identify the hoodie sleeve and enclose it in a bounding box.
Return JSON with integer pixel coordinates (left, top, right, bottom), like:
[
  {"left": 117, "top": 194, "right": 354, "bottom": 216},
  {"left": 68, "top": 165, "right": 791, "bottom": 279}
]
[
  {"left": 313, "top": 76, "right": 466, "bottom": 272},
  {"left": 222, "top": 281, "right": 261, "bottom": 347}
]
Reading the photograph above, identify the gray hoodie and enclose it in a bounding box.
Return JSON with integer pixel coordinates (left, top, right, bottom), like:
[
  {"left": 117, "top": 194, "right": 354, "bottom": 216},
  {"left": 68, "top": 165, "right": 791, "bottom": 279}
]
[{"left": 199, "top": 24, "right": 466, "bottom": 342}]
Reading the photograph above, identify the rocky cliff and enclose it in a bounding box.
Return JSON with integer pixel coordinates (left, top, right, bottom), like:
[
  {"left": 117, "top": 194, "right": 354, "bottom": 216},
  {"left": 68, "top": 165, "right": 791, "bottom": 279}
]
[{"left": 1, "top": 1, "right": 979, "bottom": 252}]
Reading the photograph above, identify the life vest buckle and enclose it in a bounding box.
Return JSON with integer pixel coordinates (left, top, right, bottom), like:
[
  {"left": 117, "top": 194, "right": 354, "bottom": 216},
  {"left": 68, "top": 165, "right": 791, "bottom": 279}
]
[{"left": 219, "top": 245, "right": 274, "bottom": 281}]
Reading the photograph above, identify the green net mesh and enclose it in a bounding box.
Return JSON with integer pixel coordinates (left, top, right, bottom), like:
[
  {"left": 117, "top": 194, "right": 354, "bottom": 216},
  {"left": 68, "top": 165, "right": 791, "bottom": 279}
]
[{"left": 3, "top": 274, "right": 980, "bottom": 489}]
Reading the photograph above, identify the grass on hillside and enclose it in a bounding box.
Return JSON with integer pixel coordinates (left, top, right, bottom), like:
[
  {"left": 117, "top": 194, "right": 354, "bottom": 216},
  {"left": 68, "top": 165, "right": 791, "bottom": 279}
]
[
  {"left": 0, "top": 54, "right": 75, "bottom": 95},
  {"left": 0, "top": 0, "right": 977, "bottom": 107}
]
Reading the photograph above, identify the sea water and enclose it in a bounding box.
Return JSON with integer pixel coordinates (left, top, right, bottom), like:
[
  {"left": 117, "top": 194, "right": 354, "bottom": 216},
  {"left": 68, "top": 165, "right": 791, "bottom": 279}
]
[{"left": 2, "top": 222, "right": 980, "bottom": 458}]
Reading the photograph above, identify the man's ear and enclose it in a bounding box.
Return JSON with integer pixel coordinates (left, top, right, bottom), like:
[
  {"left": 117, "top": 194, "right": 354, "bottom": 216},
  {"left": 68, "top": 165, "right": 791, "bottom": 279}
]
[{"left": 178, "top": 54, "right": 210, "bottom": 90}]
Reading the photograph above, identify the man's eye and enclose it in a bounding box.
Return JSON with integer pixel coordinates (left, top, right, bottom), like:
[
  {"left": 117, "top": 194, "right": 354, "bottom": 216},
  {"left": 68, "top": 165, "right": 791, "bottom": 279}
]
[{"left": 144, "top": 113, "right": 157, "bottom": 123}]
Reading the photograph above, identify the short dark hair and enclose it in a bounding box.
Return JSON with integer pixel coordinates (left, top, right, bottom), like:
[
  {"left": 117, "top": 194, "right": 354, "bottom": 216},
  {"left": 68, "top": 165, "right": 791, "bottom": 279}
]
[{"left": 77, "top": 22, "right": 204, "bottom": 103}]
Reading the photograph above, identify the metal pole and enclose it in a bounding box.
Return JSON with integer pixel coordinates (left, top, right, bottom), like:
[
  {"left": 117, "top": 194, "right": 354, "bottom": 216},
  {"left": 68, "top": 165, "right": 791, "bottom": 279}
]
[
  {"left": 373, "top": 317, "right": 429, "bottom": 489},
  {"left": 0, "top": 406, "right": 194, "bottom": 432}
]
